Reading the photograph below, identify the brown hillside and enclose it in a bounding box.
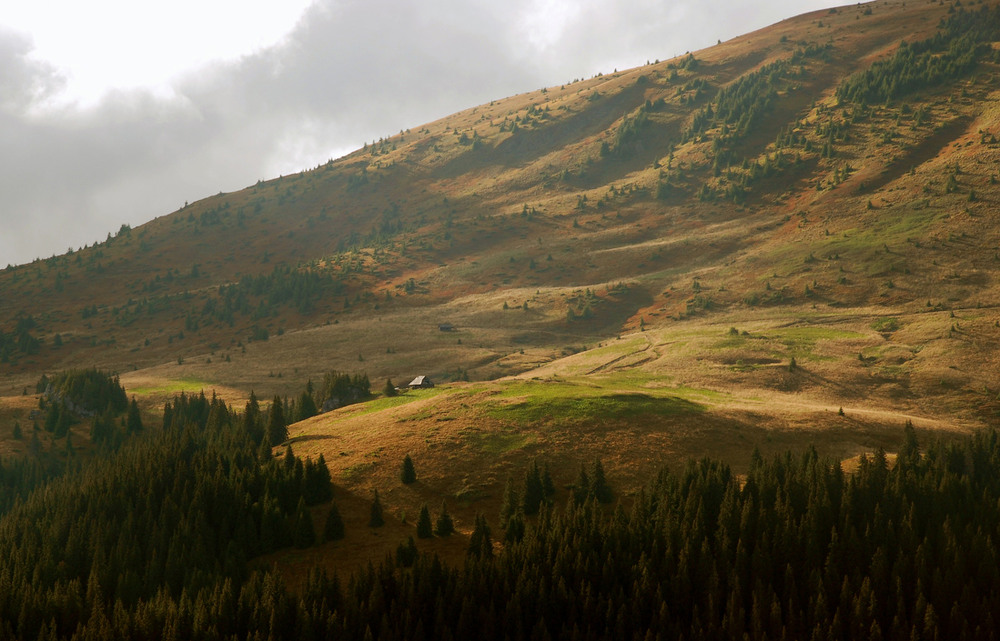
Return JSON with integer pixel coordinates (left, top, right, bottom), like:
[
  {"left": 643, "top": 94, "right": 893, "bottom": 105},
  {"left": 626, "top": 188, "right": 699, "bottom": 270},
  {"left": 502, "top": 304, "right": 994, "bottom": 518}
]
[{"left": 2, "top": 0, "right": 999, "bottom": 457}]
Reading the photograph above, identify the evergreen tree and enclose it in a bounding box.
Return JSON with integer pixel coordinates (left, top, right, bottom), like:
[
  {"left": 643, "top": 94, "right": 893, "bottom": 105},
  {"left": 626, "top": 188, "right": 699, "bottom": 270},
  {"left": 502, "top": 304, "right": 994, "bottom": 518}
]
[
  {"left": 126, "top": 397, "right": 143, "bottom": 433},
  {"left": 591, "top": 458, "right": 614, "bottom": 504},
  {"left": 499, "top": 476, "right": 519, "bottom": 529},
  {"left": 416, "top": 505, "right": 434, "bottom": 539},
  {"left": 396, "top": 536, "right": 418, "bottom": 567},
  {"left": 467, "top": 514, "right": 493, "bottom": 559},
  {"left": 384, "top": 379, "right": 397, "bottom": 397},
  {"left": 435, "top": 501, "right": 455, "bottom": 536},
  {"left": 243, "top": 390, "right": 264, "bottom": 443},
  {"left": 400, "top": 454, "right": 417, "bottom": 484},
  {"left": 522, "top": 461, "right": 544, "bottom": 515},
  {"left": 573, "top": 463, "right": 591, "bottom": 505},
  {"left": 504, "top": 511, "right": 525, "bottom": 545},
  {"left": 296, "top": 386, "right": 318, "bottom": 422},
  {"left": 324, "top": 502, "right": 345, "bottom": 541},
  {"left": 293, "top": 498, "right": 316, "bottom": 548},
  {"left": 369, "top": 490, "right": 385, "bottom": 527},
  {"left": 267, "top": 396, "right": 287, "bottom": 446},
  {"left": 542, "top": 462, "right": 556, "bottom": 499}
]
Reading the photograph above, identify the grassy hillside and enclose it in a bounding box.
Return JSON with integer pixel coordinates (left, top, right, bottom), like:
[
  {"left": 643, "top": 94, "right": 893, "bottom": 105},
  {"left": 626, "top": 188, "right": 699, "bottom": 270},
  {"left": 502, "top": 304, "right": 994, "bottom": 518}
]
[{"left": 2, "top": 0, "right": 1000, "bottom": 573}]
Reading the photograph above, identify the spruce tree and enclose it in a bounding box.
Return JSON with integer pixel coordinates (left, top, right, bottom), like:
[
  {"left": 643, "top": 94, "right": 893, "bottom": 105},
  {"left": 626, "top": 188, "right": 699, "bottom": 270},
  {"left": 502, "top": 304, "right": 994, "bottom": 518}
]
[
  {"left": 324, "top": 503, "right": 345, "bottom": 541},
  {"left": 369, "top": 490, "right": 385, "bottom": 527},
  {"left": 522, "top": 461, "right": 544, "bottom": 515},
  {"left": 384, "top": 379, "right": 397, "bottom": 397},
  {"left": 267, "top": 396, "right": 287, "bottom": 446},
  {"left": 416, "top": 505, "right": 433, "bottom": 538},
  {"left": 542, "top": 462, "right": 556, "bottom": 499},
  {"left": 296, "top": 387, "right": 318, "bottom": 422},
  {"left": 434, "top": 501, "right": 455, "bottom": 536},
  {"left": 591, "top": 458, "right": 614, "bottom": 504},
  {"left": 504, "top": 511, "right": 525, "bottom": 544},
  {"left": 499, "top": 476, "right": 519, "bottom": 529},
  {"left": 396, "top": 536, "right": 417, "bottom": 567},
  {"left": 467, "top": 514, "right": 493, "bottom": 559},
  {"left": 293, "top": 498, "right": 316, "bottom": 548},
  {"left": 243, "top": 391, "right": 264, "bottom": 444},
  {"left": 400, "top": 454, "right": 417, "bottom": 484},
  {"left": 126, "top": 397, "right": 143, "bottom": 433},
  {"left": 573, "top": 463, "right": 591, "bottom": 505}
]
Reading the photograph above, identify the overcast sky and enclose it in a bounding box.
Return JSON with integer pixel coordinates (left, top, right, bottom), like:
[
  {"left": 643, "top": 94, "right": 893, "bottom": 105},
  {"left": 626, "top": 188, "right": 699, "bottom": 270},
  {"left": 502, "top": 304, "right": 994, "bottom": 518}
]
[{"left": 0, "top": 0, "right": 839, "bottom": 267}]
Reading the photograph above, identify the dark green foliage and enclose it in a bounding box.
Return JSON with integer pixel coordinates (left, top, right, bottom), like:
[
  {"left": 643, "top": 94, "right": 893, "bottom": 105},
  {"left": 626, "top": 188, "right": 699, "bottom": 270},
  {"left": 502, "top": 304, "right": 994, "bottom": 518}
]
[
  {"left": 400, "top": 454, "right": 417, "bottom": 484},
  {"left": 292, "top": 498, "right": 316, "bottom": 548},
  {"left": 0, "top": 314, "right": 40, "bottom": 362},
  {"left": 521, "top": 460, "right": 544, "bottom": 515},
  {"left": 416, "top": 505, "right": 433, "bottom": 539},
  {"left": 302, "top": 454, "right": 333, "bottom": 505},
  {"left": 573, "top": 463, "right": 590, "bottom": 505},
  {"left": 499, "top": 476, "right": 519, "bottom": 530},
  {"left": 685, "top": 60, "right": 789, "bottom": 144},
  {"left": 503, "top": 511, "right": 525, "bottom": 544},
  {"left": 395, "top": 536, "right": 418, "bottom": 568},
  {"left": 467, "top": 514, "right": 493, "bottom": 559},
  {"left": 126, "top": 397, "right": 143, "bottom": 434},
  {"left": 434, "top": 501, "right": 455, "bottom": 536},
  {"left": 242, "top": 390, "right": 265, "bottom": 444},
  {"left": 0, "top": 390, "right": 332, "bottom": 639},
  {"left": 295, "top": 387, "right": 318, "bottom": 422},
  {"left": 324, "top": 502, "right": 345, "bottom": 541},
  {"left": 11, "top": 422, "right": 21, "bottom": 440},
  {"left": 837, "top": 6, "right": 1000, "bottom": 105},
  {"left": 383, "top": 379, "right": 397, "bottom": 397},
  {"left": 590, "top": 458, "right": 613, "bottom": 503},
  {"left": 45, "top": 368, "right": 128, "bottom": 415},
  {"left": 8, "top": 392, "right": 1000, "bottom": 640},
  {"left": 317, "top": 371, "right": 371, "bottom": 410},
  {"left": 204, "top": 264, "right": 344, "bottom": 324},
  {"left": 267, "top": 396, "right": 287, "bottom": 446},
  {"left": 541, "top": 463, "right": 555, "bottom": 499},
  {"left": 369, "top": 489, "right": 385, "bottom": 527}
]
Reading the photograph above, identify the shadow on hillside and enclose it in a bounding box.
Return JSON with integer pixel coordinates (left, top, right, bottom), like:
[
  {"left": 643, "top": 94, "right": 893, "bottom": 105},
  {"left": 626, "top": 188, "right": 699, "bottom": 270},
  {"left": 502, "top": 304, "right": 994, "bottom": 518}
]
[{"left": 434, "top": 84, "right": 649, "bottom": 180}]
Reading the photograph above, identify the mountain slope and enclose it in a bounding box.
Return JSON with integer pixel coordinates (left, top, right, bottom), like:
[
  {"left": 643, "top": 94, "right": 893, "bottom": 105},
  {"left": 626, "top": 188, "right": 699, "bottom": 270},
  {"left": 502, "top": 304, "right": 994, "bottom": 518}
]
[{"left": 2, "top": 0, "right": 1000, "bottom": 438}]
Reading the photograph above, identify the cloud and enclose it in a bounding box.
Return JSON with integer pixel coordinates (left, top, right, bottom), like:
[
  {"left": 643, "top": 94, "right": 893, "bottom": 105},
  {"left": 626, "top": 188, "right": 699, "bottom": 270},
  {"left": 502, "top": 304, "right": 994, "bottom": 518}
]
[{"left": 0, "top": 0, "right": 837, "bottom": 267}]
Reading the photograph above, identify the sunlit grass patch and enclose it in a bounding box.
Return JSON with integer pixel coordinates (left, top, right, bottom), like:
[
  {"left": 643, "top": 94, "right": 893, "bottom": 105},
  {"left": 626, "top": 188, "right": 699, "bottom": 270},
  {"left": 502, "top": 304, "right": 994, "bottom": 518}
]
[
  {"left": 128, "top": 377, "right": 216, "bottom": 396},
  {"left": 487, "top": 390, "right": 703, "bottom": 426}
]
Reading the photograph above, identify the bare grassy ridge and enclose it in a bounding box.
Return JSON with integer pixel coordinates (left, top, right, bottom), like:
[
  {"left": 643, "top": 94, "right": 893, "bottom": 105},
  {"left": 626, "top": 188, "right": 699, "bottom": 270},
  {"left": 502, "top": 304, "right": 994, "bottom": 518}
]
[{"left": 1, "top": 0, "right": 1000, "bottom": 577}]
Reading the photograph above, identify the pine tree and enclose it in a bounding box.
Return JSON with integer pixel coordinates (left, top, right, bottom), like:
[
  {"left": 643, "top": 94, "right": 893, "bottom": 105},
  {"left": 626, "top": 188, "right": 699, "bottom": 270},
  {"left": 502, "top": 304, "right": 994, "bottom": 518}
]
[
  {"left": 267, "top": 396, "right": 287, "bottom": 446},
  {"left": 384, "top": 379, "right": 397, "bottom": 398},
  {"left": 542, "top": 463, "right": 556, "bottom": 499},
  {"left": 522, "top": 461, "right": 544, "bottom": 515},
  {"left": 369, "top": 490, "right": 385, "bottom": 527},
  {"left": 296, "top": 387, "right": 318, "bottom": 422},
  {"left": 400, "top": 454, "right": 417, "bottom": 484},
  {"left": 324, "top": 503, "right": 345, "bottom": 541},
  {"left": 499, "top": 476, "right": 519, "bottom": 529},
  {"left": 591, "top": 458, "right": 614, "bottom": 504},
  {"left": 243, "top": 390, "right": 264, "bottom": 443},
  {"left": 396, "top": 536, "right": 418, "bottom": 567},
  {"left": 435, "top": 501, "right": 455, "bottom": 536},
  {"left": 504, "top": 511, "right": 525, "bottom": 544},
  {"left": 293, "top": 498, "right": 316, "bottom": 548},
  {"left": 416, "top": 505, "right": 433, "bottom": 538},
  {"left": 573, "top": 464, "right": 591, "bottom": 505},
  {"left": 467, "top": 514, "right": 493, "bottom": 559},
  {"left": 126, "top": 397, "right": 143, "bottom": 433}
]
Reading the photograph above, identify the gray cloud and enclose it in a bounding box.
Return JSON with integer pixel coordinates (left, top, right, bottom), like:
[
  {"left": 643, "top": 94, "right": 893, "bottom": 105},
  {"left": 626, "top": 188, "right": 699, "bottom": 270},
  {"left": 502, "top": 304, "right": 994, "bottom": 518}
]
[{"left": 0, "top": 0, "right": 836, "bottom": 267}]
